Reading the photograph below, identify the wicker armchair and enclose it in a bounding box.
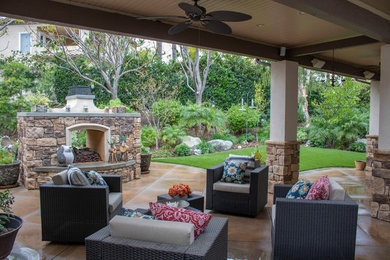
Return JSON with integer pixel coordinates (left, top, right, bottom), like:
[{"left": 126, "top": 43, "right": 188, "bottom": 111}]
[
  {"left": 40, "top": 175, "right": 122, "bottom": 243},
  {"left": 272, "top": 184, "right": 358, "bottom": 260},
  {"left": 206, "top": 164, "right": 268, "bottom": 217},
  {"left": 85, "top": 216, "right": 228, "bottom": 260}
]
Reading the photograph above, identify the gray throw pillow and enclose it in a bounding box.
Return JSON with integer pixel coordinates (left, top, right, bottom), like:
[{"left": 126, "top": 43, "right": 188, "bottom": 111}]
[
  {"left": 52, "top": 170, "right": 69, "bottom": 185},
  {"left": 67, "top": 166, "right": 90, "bottom": 186}
]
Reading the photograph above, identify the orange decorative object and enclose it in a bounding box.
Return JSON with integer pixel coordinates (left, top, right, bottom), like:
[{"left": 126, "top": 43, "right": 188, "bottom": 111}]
[{"left": 168, "top": 184, "right": 192, "bottom": 198}]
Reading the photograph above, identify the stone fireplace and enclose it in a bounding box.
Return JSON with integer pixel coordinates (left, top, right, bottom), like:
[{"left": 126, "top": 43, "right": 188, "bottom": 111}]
[{"left": 17, "top": 86, "right": 141, "bottom": 189}]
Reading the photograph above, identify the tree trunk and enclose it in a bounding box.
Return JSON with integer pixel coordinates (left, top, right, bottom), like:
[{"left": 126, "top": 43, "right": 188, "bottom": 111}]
[
  {"left": 195, "top": 93, "right": 202, "bottom": 104},
  {"left": 172, "top": 44, "right": 177, "bottom": 61},
  {"left": 157, "top": 42, "right": 163, "bottom": 57}
]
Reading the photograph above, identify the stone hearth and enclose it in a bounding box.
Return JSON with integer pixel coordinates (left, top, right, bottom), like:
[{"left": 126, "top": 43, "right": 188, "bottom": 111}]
[{"left": 17, "top": 113, "right": 141, "bottom": 189}]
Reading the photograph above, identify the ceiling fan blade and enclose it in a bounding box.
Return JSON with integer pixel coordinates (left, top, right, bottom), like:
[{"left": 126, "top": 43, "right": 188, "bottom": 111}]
[
  {"left": 178, "top": 2, "right": 203, "bottom": 16},
  {"left": 137, "top": 16, "right": 187, "bottom": 20},
  {"left": 202, "top": 20, "right": 232, "bottom": 34},
  {"left": 168, "top": 21, "right": 192, "bottom": 35},
  {"left": 206, "top": 11, "right": 252, "bottom": 22}
]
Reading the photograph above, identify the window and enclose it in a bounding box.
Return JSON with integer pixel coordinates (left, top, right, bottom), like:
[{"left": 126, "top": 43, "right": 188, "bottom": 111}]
[{"left": 20, "top": 32, "right": 31, "bottom": 54}]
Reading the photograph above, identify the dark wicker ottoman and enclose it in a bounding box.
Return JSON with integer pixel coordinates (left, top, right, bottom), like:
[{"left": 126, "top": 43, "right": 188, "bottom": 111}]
[
  {"left": 157, "top": 193, "right": 205, "bottom": 212},
  {"left": 85, "top": 216, "right": 228, "bottom": 260}
]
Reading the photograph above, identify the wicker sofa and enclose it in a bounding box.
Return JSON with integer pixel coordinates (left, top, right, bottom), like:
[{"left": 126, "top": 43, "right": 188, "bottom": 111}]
[
  {"left": 40, "top": 174, "right": 122, "bottom": 243},
  {"left": 85, "top": 216, "right": 228, "bottom": 260},
  {"left": 206, "top": 163, "right": 268, "bottom": 217},
  {"left": 272, "top": 184, "right": 358, "bottom": 260}
]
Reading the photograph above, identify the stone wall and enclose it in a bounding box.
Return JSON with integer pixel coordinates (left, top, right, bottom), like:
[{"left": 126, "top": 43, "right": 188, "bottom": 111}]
[
  {"left": 370, "top": 149, "right": 390, "bottom": 222},
  {"left": 366, "top": 135, "right": 378, "bottom": 177},
  {"left": 17, "top": 113, "right": 141, "bottom": 189},
  {"left": 266, "top": 140, "right": 301, "bottom": 193}
]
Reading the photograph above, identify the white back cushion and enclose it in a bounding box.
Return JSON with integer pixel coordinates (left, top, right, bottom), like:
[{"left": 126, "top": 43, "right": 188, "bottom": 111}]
[
  {"left": 329, "top": 178, "right": 345, "bottom": 200},
  {"left": 110, "top": 215, "right": 194, "bottom": 246}
]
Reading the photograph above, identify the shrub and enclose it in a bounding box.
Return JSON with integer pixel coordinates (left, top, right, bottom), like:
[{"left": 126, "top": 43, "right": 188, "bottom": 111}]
[
  {"left": 197, "top": 141, "right": 215, "bottom": 154},
  {"left": 297, "top": 127, "right": 309, "bottom": 143},
  {"left": 257, "top": 121, "right": 270, "bottom": 143},
  {"left": 159, "top": 125, "right": 186, "bottom": 147},
  {"left": 0, "top": 139, "right": 17, "bottom": 165},
  {"left": 141, "top": 126, "right": 156, "bottom": 148},
  {"left": 227, "top": 105, "right": 260, "bottom": 133},
  {"left": 348, "top": 142, "right": 366, "bottom": 152},
  {"left": 174, "top": 143, "right": 191, "bottom": 156},
  {"left": 152, "top": 145, "right": 174, "bottom": 158},
  {"left": 212, "top": 132, "right": 238, "bottom": 145},
  {"left": 153, "top": 100, "right": 182, "bottom": 126},
  {"left": 71, "top": 130, "right": 86, "bottom": 148},
  {"left": 239, "top": 133, "right": 255, "bottom": 143}
]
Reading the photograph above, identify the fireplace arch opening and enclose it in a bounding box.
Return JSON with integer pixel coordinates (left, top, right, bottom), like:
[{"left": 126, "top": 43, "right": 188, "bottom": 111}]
[{"left": 66, "top": 123, "right": 111, "bottom": 162}]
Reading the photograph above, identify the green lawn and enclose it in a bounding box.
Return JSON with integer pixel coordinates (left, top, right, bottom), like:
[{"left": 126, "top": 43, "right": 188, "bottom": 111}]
[{"left": 152, "top": 146, "right": 366, "bottom": 171}]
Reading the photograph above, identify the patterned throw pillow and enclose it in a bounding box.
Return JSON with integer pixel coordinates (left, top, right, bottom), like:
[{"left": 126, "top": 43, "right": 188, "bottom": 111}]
[
  {"left": 121, "top": 208, "right": 157, "bottom": 220},
  {"left": 84, "top": 170, "right": 108, "bottom": 187},
  {"left": 286, "top": 179, "right": 312, "bottom": 199},
  {"left": 306, "top": 175, "right": 330, "bottom": 200},
  {"left": 221, "top": 160, "right": 247, "bottom": 184},
  {"left": 149, "top": 202, "right": 212, "bottom": 238}
]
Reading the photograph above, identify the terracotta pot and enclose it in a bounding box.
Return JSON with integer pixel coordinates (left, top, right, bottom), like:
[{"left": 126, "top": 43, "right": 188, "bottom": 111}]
[
  {"left": 0, "top": 214, "right": 23, "bottom": 259},
  {"left": 0, "top": 161, "right": 20, "bottom": 187},
  {"left": 141, "top": 154, "right": 152, "bottom": 173},
  {"left": 355, "top": 160, "right": 366, "bottom": 171}
]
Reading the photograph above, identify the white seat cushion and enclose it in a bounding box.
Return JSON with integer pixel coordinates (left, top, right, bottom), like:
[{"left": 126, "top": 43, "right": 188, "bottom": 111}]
[
  {"left": 108, "top": 192, "right": 122, "bottom": 213},
  {"left": 110, "top": 215, "right": 194, "bottom": 246},
  {"left": 329, "top": 178, "right": 345, "bottom": 200},
  {"left": 272, "top": 204, "right": 276, "bottom": 226},
  {"left": 213, "top": 182, "right": 250, "bottom": 194}
]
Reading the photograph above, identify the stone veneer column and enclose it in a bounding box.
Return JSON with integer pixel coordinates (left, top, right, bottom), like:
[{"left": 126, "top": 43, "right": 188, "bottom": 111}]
[
  {"left": 371, "top": 45, "right": 390, "bottom": 221},
  {"left": 366, "top": 135, "right": 378, "bottom": 176},
  {"left": 267, "top": 60, "right": 299, "bottom": 193}
]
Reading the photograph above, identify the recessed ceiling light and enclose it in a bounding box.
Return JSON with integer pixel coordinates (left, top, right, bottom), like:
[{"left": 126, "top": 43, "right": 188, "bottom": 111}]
[{"left": 256, "top": 24, "right": 264, "bottom": 28}]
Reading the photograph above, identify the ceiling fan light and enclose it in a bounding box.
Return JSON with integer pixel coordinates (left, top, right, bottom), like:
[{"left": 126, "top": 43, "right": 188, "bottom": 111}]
[{"left": 311, "top": 58, "right": 326, "bottom": 69}]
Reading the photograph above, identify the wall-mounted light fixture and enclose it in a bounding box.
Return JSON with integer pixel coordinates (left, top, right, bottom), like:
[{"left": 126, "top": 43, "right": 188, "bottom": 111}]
[
  {"left": 311, "top": 58, "right": 326, "bottom": 69},
  {"left": 363, "top": 70, "right": 375, "bottom": 80}
]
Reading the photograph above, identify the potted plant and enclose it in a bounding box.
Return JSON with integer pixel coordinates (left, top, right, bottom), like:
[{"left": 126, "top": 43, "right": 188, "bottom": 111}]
[
  {"left": 0, "top": 188, "right": 22, "bottom": 259},
  {"left": 26, "top": 92, "right": 50, "bottom": 112},
  {"left": 109, "top": 99, "right": 127, "bottom": 113},
  {"left": 252, "top": 146, "right": 263, "bottom": 167},
  {"left": 0, "top": 138, "right": 20, "bottom": 188},
  {"left": 355, "top": 160, "right": 366, "bottom": 171},
  {"left": 140, "top": 146, "right": 152, "bottom": 174}
]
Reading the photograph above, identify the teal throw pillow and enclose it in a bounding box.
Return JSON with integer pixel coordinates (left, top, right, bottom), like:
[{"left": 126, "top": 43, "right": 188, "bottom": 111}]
[
  {"left": 121, "top": 209, "right": 157, "bottom": 220},
  {"left": 221, "top": 160, "right": 247, "bottom": 184},
  {"left": 84, "top": 170, "right": 108, "bottom": 187},
  {"left": 286, "top": 179, "right": 313, "bottom": 199}
]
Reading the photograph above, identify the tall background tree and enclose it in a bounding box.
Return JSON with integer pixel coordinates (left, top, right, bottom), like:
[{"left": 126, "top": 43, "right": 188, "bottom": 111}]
[{"left": 42, "top": 27, "right": 154, "bottom": 99}]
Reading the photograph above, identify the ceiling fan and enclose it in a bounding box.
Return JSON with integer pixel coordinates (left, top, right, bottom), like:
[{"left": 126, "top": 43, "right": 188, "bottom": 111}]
[{"left": 137, "top": 0, "right": 252, "bottom": 35}]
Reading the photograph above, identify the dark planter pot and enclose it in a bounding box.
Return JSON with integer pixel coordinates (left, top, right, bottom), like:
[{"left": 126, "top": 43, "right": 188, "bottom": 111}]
[
  {"left": 0, "top": 214, "right": 23, "bottom": 259},
  {"left": 0, "top": 161, "right": 20, "bottom": 188},
  {"left": 31, "top": 105, "right": 47, "bottom": 112},
  {"left": 112, "top": 106, "right": 126, "bottom": 113},
  {"left": 141, "top": 154, "right": 152, "bottom": 173}
]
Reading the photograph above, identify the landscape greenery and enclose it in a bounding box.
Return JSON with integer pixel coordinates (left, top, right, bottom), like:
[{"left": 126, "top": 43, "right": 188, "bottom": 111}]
[{"left": 0, "top": 28, "right": 369, "bottom": 167}]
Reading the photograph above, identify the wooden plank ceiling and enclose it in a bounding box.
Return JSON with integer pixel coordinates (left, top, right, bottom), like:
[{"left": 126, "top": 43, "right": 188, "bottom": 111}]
[{"left": 1, "top": 0, "right": 389, "bottom": 80}]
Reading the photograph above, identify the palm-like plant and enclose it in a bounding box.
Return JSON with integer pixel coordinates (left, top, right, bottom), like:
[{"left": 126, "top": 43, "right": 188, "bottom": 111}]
[
  {"left": 180, "top": 103, "right": 226, "bottom": 138},
  {"left": 160, "top": 125, "right": 186, "bottom": 146}
]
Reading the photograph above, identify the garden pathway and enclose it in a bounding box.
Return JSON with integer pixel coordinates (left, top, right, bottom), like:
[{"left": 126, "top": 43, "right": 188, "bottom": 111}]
[{"left": 6, "top": 163, "right": 390, "bottom": 259}]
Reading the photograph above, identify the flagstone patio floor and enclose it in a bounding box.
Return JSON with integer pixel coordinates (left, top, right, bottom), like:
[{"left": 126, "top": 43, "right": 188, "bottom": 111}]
[{"left": 6, "top": 163, "right": 390, "bottom": 259}]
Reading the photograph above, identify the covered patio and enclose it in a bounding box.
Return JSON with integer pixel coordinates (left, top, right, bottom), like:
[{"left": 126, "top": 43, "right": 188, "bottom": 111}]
[
  {"left": 1, "top": 0, "right": 390, "bottom": 259},
  {"left": 10, "top": 163, "right": 390, "bottom": 259}
]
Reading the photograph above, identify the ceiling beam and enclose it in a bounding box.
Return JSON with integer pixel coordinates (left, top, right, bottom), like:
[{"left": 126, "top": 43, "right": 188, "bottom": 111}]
[
  {"left": 272, "top": 0, "right": 390, "bottom": 43},
  {"left": 290, "top": 55, "right": 380, "bottom": 80},
  {"left": 0, "top": 0, "right": 379, "bottom": 80},
  {"left": 287, "top": 36, "right": 378, "bottom": 57},
  {"left": 0, "top": 0, "right": 281, "bottom": 61}
]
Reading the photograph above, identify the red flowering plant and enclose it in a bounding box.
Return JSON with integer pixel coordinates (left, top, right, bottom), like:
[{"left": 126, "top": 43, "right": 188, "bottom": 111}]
[{"left": 168, "top": 184, "right": 192, "bottom": 198}]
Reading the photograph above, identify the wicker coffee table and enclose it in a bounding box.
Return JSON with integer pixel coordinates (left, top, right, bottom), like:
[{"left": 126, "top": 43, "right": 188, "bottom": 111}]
[{"left": 157, "top": 193, "right": 204, "bottom": 212}]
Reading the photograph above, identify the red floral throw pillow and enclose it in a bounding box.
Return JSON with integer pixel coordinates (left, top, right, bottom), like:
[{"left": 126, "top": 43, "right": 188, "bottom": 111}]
[
  {"left": 149, "top": 202, "right": 212, "bottom": 238},
  {"left": 306, "top": 175, "right": 330, "bottom": 200}
]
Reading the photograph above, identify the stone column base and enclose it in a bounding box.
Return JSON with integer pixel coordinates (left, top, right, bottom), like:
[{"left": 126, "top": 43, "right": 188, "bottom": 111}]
[
  {"left": 371, "top": 149, "right": 390, "bottom": 222},
  {"left": 266, "top": 140, "right": 301, "bottom": 193},
  {"left": 366, "top": 135, "right": 378, "bottom": 177}
]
